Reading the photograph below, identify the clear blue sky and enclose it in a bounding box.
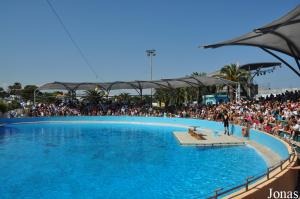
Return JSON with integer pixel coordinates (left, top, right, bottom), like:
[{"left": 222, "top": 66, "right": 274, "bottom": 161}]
[{"left": 1, "top": 0, "right": 300, "bottom": 89}]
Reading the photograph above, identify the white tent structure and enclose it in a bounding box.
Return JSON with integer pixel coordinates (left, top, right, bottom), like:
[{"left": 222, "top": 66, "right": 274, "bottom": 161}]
[
  {"left": 34, "top": 75, "right": 237, "bottom": 104},
  {"left": 203, "top": 4, "right": 300, "bottom": 77}
]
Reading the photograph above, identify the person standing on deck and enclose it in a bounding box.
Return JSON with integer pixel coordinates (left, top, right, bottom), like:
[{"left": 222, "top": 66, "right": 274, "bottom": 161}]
[{"left": 223, "top": 111, "right": 230, "bottom": 135}]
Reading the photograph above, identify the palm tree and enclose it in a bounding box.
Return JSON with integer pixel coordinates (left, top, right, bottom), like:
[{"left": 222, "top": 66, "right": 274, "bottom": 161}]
[
  {"left": 218, "top": 64, "right": 249, "bottom": 82},
  {"left": 36, "top": 92, "right": 57, "bottom": 104},
  {"left": 0, "top": 100, "right": 8, "bottom": 113},
  {"left": 154, "top": 72, "right": 209, "bottom": 106},
  {"left": 21, "top": 85, "right": 38, "bottom": 101},
  {"left": 215, "top": 64, "right": 250, "bottom": 100},
  {"left": 174, "top": 88, "right": 186, "bottom": 107},
  {"left": 83, "top": 90, "right": 105, "bottom": 105},
  {"left": 185, "top": 86, "right": 197, "bottom": 103},
  {"left": 154, "top": 88, "right": 171, "bottom": 107},
  {"left": 117, "top": 93, "right": 131, "bottom": 104}
]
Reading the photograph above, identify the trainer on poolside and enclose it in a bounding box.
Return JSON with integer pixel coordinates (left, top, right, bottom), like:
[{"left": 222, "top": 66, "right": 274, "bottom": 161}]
[{"left": 223, "top": 111, "right": 230, "bottom": 135}]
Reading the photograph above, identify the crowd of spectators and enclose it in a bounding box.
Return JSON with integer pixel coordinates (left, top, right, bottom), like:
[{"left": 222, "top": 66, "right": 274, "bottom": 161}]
[{"left": 13, "top": 90, "right": 300, "bottom": 141}]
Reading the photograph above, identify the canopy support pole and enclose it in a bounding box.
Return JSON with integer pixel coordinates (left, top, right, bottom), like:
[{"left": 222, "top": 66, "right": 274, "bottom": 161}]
[
  {"left": 33, "top": 88, "right": 38, "bottom": 105},
  {"left": 287, "top": 43, "right": 300, "bottom": 70},
  {"left": 260, "top": 47, "right": 300, "bottom": 77},
  {"left": 140, "top": 89, "right": 143, "bottom": 102},
  {"left": 106, "top": 90, "right": 110, "bottom": 100}
]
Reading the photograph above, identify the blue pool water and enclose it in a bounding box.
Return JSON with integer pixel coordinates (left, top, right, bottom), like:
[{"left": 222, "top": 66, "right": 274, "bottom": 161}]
[{"left": 0, "top": 122, "right": 267, "bottom": 198}]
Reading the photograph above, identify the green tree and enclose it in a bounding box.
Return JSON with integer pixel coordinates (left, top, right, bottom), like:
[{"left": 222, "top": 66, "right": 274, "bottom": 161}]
[
  {"left": 83, "top": 90, "right": 105, "bottom": 105},
  {"left": 130, "top": 95, "right": 142, "bottom": 105},
  {"left": 117, "top": 93, "right": 131, "bottom": 103},
  {"left": 154, "top": 88, "right": 185, "bottom": 107},
  {"left": 21, "top": 85, "right": 38, "bottom": 102},
  {"left": 154, "top": 88, "right": 171, "bottom": 107},
  {"left": 8, "top": 82, "right": 22, "bottom": 95},
  {"left": 172, "top": 88, "right": 185, "bottom": 107},
  {"left": 143, "top": 95, "right": 152, "bottom": 105},
  {"left": 217, "top": 64, "right": 249, "bottom": 82},
  {"left": 0, "top": 100, "right": 8, "bottom": 113},
  {"left": 214, "top": 64, "right": 250, "bottom": 100},
  {"left": 154, "top": 72, "right": 217, "bottom": 106},
  {"left": 37, "top": 92, "right": 58, "bottom": 104},
  {"left": 7, "top": 100, "right": 21, "bottom": 111},
  {"left": 0, "top": 87, "right": 8, "bottom": 98}
]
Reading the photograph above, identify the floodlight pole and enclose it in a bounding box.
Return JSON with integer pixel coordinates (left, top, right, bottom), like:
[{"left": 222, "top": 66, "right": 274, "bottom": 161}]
[{"left": 146, "top": 49, "right": 156, "bottom": 106}]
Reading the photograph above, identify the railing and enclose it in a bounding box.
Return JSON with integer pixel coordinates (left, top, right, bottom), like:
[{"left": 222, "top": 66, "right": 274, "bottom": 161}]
[{"left": 207, "top": 149, "right": 296, "bottom": 199}]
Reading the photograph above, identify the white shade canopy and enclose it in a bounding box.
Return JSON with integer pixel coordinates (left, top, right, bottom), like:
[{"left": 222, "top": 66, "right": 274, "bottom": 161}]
[
  {"left": 37, "top": 76, "right": 236, "bottom": 92},
  {"left": 203, "top": 4, "right": 300, "bottom": 77}
]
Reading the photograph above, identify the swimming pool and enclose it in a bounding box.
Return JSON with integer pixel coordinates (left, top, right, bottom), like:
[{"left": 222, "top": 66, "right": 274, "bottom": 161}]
[{"left": 0, "top": 117, "right": 277, "bottom": 198}]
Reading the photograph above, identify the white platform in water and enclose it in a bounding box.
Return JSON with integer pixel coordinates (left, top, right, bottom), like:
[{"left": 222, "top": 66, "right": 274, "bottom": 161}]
[{"left": 173, "top": 130, "right": 245, "bottom": 146}]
